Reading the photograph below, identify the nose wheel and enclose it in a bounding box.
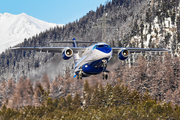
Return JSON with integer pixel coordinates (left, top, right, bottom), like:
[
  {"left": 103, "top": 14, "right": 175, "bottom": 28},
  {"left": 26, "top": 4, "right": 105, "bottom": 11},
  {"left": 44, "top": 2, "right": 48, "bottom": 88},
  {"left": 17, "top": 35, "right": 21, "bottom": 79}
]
[{"left": 77, "top": 67, "right": 83, "bottom": 79}]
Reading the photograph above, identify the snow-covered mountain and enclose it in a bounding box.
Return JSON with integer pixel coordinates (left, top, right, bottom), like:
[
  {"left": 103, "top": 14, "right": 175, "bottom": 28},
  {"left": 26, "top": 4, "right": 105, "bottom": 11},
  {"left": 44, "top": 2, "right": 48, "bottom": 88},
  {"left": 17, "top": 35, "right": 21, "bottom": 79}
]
[{"left": 0, "top": 13, "right": 63, "bottom": 53}]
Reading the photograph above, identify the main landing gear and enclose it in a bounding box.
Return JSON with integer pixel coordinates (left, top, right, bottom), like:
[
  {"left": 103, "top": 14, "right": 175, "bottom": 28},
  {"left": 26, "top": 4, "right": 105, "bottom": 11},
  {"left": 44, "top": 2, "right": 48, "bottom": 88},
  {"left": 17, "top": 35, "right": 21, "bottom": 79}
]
[
  {"left": 102, "top": 72, "right": 108, "bottom": 80},
  {"left": 102, "top": 59, "right": 108, "bottom": 80}
]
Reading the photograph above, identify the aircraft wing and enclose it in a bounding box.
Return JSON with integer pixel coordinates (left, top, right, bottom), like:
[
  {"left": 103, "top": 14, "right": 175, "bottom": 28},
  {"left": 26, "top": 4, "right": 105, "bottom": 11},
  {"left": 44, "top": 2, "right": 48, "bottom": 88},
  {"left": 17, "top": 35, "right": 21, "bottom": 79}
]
[
  {"left": 112, "top": 47, "right": 171, "bottom": 53},
  {"left": 10, "top": 47, "right": 86, "bottom": 53}
]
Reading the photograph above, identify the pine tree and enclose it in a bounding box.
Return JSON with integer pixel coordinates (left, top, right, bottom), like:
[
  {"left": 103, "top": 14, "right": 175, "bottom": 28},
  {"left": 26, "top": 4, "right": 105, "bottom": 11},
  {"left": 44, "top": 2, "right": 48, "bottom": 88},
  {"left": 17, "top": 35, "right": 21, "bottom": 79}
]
[
  {"left": 112, "top": 85, "right": 120, "bottom": 106},
  {"left": 47, "top": 97, "right": 53, "bottom": 106},
  {"left": 129, "top": 89, "right": 140, "bottom": 105},
  {"left": 33, "top": 87, "right": 41, "bottom": 106},
  {"left": 72, "top": 92, "right": 81, "bottom": 109},
  {"left": 66, "top": 94, "right": 72, "bottom": 107},
  {"left": 140, "top": 21, "right": 144, "bottom": 48},
  {"left": 83, "top": 80, "right": 91, "bottom": 93},
  {"left": 122, "top": 85, "right": 130, "bottom": 105},
  {"left": 104, "top": 83, "right": 113, "bottom": 107},
  {"left": 142, "top": 89, "right": 151, "bottom": 102},
  {"left": 90, "top": 83, "right": 99, "bottom": 108},
  {"left": 52, "top": 98, "right": 58, "bottom": 108},
  {"left": 97, "top": 84, "right": 105, "bottom": 108},
  {"left": 83, "top": 80, "right": 91, "bottom": 108},
  {"left": 58, "top": 97, "right": 67, "bottom": 109}
]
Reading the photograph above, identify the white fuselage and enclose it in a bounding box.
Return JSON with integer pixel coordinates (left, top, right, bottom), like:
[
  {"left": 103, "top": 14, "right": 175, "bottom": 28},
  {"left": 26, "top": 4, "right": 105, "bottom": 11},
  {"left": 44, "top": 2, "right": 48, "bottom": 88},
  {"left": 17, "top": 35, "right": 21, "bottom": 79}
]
[{"left": 73, "top": 43, "right": 112, "bottom": 76}]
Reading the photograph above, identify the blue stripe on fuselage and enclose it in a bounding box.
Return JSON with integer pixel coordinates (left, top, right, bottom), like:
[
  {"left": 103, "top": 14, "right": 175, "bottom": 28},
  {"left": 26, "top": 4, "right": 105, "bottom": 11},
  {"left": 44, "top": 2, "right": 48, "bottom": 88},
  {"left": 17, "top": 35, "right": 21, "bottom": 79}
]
[
  {"left": 81, "top": 58, "right": 109, "bottom": 75},
  {"left": 82, "top": 63, "right": 103, "bottom": 74}
]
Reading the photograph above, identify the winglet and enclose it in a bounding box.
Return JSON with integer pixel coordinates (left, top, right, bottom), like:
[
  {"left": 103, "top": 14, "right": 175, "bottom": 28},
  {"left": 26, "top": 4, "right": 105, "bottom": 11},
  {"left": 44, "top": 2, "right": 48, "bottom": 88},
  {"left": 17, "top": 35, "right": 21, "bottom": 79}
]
[{"left": 72, "top": 38, "right": 77, "bottom": 47}]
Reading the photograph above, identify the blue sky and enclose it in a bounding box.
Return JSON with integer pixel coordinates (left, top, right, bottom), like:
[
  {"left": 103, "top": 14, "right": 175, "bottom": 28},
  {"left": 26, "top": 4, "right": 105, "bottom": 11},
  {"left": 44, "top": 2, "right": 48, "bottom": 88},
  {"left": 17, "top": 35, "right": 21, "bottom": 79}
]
[{"left": 0, "top": 0, "right": 111, "bottom": 25}]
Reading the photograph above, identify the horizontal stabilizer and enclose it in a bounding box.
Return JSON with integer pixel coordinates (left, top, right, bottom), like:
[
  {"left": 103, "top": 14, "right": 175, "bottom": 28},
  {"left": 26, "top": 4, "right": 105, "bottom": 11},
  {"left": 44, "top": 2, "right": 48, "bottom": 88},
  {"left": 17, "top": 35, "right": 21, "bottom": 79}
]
[{"left": 50, "top": 41, "right": 97, "bottom": 43}]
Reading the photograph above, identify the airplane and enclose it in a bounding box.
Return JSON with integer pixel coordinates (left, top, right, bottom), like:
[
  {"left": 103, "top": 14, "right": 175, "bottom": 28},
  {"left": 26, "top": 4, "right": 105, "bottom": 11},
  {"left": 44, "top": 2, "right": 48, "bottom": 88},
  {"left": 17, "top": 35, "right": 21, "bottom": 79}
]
[{"left": 11, "top": 38, "right": 170, "bottom": 79}]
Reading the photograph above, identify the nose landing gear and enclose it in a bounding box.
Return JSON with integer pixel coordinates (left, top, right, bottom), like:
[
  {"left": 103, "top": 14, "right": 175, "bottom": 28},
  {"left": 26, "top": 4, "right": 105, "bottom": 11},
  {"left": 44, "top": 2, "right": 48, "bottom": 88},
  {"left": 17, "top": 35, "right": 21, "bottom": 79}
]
[{"left": 77, "top": 67, "right": 83, "bottom": 79}]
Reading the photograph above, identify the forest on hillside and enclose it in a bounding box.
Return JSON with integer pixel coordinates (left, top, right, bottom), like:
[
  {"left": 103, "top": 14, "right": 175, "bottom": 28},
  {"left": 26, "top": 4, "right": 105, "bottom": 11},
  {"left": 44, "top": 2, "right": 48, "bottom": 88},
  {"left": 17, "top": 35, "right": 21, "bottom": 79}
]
[
  {"left": 0, "top": 0, "right": 180, "bottom": 118},
  {"left": 1, "top": 0, "right": 180, "bottom": 81},
  {"left": 0, "top": 77, "right": 180, "bottom": 119},
  {"left": 0, "top": 53, "right": 179, "bottom": 119}
]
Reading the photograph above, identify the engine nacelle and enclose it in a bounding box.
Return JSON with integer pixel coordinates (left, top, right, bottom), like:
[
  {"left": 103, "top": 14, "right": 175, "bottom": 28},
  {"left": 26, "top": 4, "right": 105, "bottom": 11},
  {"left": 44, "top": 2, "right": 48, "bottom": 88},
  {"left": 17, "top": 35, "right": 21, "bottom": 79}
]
[
  {"left": 62, "top": 48, "right": 73, "bottom": 60},
  {"left": 118, "top": 49, "right": 130, "bottom": 60}
]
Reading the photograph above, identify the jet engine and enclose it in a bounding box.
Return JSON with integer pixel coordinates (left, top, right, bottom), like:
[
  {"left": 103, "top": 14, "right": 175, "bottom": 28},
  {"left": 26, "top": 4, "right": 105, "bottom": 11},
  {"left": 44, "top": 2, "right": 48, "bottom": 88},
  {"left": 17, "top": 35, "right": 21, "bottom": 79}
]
[
  {"left": 118, "top": 49, "right": 130, "bottom": 60},
  {"left": 62, "top": 48, "right": 73, "bottom": 60}
]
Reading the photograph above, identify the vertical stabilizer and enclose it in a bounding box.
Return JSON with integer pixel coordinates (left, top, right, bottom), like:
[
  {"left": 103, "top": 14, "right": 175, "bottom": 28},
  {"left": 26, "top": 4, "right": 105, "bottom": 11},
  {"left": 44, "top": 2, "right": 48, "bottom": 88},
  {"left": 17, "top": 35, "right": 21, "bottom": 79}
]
[
  {"left": 72, "top": 38, "right": 77, "bottom": 47},
  {"left": 72, "top": 38, "right": 81, "bottom": 64}
]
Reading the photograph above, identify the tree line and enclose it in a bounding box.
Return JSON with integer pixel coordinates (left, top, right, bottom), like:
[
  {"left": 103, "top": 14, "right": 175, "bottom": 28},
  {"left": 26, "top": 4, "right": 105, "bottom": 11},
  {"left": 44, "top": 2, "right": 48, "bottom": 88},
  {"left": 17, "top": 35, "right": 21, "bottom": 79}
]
[{"left": 1, "top": 79, "right": 180, "bottom": 119}]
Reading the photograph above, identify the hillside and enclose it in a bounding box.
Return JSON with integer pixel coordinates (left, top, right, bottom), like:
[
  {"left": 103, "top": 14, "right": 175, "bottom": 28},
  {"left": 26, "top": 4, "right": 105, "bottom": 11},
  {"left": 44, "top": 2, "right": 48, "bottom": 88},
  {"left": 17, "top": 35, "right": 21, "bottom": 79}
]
[
  {"left": 0, "top": 0, "right": 180, "bottom": 109},
  {"left": 0, "top": 0, "right": 154, "bottom": 81}
]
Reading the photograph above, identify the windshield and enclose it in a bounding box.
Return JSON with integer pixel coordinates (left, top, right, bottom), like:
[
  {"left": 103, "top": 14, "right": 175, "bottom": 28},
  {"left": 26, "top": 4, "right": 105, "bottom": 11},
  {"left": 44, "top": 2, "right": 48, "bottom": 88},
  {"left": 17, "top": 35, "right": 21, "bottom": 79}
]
[
  {"left": 96, "top": 45, "right": 104, "bottom": 48},
  {"left": 104, "top": 45, "right": 111, "bottom": 48},
  {"left": 96, "top": 45, "right": 111, "bottom": 48}
]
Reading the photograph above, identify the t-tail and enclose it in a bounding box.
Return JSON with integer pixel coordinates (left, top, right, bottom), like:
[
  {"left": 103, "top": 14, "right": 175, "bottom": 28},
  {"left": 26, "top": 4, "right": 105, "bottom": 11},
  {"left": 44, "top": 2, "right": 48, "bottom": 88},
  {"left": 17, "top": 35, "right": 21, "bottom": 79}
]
[
  {"left": 50, "top": 38, "right": 97, "bottom": 47},
  {"left": 72, "top": 38, "right": 77, "bottom": 47}
]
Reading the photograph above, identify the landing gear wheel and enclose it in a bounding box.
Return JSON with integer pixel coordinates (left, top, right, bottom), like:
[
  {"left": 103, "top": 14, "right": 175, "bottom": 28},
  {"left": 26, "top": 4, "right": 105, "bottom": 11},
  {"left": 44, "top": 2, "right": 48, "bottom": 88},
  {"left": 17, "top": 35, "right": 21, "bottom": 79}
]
[
  {"left": 102, "top": 72, "right": 108, "bottom": 80},
  {"left": 79, "top": 71, "right": 82, "bottom": 79},
  {"left": 79, "top": 74, "right": 82, "bottom": 79},
  {"left": 105, "top": 74, "right": 108, "bottom": 79},
  {"left": 77, "top": 67, "right": 83, "bottom": 79}
]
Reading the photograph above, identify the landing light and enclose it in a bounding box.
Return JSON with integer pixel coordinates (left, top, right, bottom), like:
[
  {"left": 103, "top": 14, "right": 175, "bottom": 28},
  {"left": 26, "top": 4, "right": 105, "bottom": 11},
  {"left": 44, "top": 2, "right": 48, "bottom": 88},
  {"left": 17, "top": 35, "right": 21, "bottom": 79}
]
[{"left": 102, "top": 59, "right": 107, "bottom": 63}]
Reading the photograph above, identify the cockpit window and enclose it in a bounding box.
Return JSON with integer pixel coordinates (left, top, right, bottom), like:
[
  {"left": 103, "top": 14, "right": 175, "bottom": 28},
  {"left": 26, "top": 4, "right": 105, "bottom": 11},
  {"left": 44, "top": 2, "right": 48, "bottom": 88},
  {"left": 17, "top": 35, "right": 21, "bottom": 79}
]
[
  {"left": 93, "top": 44, "right": 111, "bottom": 49},
  {"left": 104, "top": 45, "right": 111, "bottom": 48},
  {"left": 96, "top": 45, "right": 104, "bottom": 48}
]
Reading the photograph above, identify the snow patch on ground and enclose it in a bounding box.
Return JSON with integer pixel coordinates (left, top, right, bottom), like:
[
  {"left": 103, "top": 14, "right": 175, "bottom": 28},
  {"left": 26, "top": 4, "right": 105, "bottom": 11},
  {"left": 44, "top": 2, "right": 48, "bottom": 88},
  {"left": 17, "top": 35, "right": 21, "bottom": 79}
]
[{"left": 130, "top": 14, "right": 177, "bottom": 50}]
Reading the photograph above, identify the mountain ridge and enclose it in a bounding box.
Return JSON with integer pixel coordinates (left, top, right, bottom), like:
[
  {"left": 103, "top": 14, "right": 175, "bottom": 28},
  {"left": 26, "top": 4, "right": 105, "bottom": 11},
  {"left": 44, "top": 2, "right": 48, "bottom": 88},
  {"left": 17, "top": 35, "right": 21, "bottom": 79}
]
[{"left": 0, "top": 12, "right": 63, "bottom": 53}]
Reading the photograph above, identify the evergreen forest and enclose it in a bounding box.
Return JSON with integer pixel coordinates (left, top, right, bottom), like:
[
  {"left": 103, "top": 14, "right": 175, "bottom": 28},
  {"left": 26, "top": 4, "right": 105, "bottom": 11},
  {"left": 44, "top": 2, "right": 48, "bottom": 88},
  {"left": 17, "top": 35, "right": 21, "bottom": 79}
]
[
  {"left": 0, "top": 54, "right": 180, "bottom": 119},
  {"left": 1, "top": 79, "right": 180, "bottom": 119},
  {"left": 0, "top": 0, "right": 180, "bottom": 119}
]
